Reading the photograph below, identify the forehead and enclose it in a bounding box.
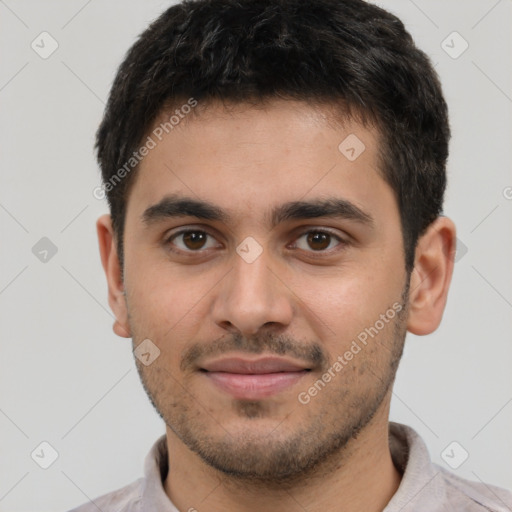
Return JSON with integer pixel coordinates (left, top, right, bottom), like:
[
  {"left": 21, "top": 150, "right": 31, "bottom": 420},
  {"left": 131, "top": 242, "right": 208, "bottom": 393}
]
[{"left": 125, "top": 99, "right": 395, "bottom": 229}]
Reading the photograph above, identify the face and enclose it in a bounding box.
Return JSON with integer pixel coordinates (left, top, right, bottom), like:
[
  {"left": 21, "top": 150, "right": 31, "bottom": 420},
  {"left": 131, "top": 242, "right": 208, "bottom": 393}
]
[{"left": 119, "top": 100, "right": 410, "bottom": 483}]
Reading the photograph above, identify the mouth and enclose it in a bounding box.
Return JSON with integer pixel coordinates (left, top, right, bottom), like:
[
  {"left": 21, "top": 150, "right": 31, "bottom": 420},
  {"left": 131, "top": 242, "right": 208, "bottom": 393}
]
[{"left": 200, "top": 356, "right": 311, "bottom": 400}]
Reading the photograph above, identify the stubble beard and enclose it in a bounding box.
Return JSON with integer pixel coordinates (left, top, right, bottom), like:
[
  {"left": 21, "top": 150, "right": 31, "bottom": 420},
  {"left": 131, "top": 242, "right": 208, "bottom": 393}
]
[{"left": 132, "top": 290, "right": 409, "bottom": 488}]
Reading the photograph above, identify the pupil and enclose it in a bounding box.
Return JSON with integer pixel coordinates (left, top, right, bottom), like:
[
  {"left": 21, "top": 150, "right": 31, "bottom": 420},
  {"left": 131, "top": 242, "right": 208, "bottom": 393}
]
[
  {"left": 308, "top": 232, "right": 329, "bottom": 250},
  {"left": 184, "top": 232, "right": 206, "bottom": 249}
]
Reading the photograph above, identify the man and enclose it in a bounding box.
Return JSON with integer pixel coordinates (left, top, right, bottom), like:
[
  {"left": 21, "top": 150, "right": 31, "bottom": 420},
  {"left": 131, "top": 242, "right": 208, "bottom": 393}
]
[{"left": 70, "top": 0, "right": 512, "bottom": 510}]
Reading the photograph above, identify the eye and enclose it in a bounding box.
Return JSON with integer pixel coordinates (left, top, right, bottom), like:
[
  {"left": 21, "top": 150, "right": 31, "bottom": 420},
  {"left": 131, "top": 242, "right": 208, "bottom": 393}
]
[
  {"left": 292, "top": 230, "right": 345, "bottom": 252},
  {"left": 166, "top": 229, "right": 220, "bottom": 253},
  {"left": 165, "top": 227, "right": 347, "bottom": 256}
]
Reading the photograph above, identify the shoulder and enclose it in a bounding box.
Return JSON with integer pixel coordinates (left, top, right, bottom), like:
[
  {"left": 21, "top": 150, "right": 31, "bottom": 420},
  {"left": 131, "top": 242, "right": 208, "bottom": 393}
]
[
  {"left": 435, "top": 464, "right": 512, "bottom": 512},
  {"left": 388, "top": 422, "right": 512, "bottom": 512},
  {"left": 67, "top": 477, "right": 144, "bottom": 512}
]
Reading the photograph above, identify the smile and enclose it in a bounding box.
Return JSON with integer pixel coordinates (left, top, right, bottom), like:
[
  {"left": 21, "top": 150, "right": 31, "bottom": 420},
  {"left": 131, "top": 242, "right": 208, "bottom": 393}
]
[{"left": 200, "top": 356, "right": 311, "bottom": 400}]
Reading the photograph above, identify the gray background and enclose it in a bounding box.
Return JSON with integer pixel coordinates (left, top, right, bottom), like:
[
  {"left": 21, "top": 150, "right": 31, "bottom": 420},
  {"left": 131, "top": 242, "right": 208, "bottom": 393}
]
[{"left": 1, "top": 1, "right": 511, "bottom": 510}]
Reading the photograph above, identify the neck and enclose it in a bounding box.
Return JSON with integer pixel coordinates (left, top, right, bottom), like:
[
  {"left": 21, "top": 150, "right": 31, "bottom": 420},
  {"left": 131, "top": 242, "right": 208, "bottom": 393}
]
[{"left": 164, "top": 400, "right": 401, "bottom": 512}]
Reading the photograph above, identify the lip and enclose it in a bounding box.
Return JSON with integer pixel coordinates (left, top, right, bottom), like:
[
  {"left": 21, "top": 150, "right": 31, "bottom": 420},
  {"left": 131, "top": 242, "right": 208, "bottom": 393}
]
[
  {"left": 201, "top": 356, "right": 309, "bottom": 374},
  {"left": 200, "top": 356, "right": 310, "bottom": 400}
]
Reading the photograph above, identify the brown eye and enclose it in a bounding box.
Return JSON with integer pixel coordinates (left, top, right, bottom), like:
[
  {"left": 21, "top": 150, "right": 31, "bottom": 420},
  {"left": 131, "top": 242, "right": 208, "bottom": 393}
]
[
  {"left": 167, "top": 230, "right": 219, "bottom": 253},
  {"left": 307, "top": 232, "right": 331, "bottom": 251},
  {"left": 293, "top": 230, "right": 344, "bottom": 253},
  {"left": 182, "top": 231, "right": 207, "bottom": 250}
]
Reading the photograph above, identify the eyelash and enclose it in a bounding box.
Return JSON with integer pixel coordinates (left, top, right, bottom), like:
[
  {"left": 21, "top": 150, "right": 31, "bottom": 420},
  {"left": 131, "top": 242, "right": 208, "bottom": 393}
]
[{"left": 164, "top": 228, "right": 348, "bottom": 257}]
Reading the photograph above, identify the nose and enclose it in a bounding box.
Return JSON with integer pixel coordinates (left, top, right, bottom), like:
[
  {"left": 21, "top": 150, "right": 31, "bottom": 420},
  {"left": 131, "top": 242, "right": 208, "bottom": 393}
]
[{"left": 211, "top": 247, "right": 294, "bottom": 337}]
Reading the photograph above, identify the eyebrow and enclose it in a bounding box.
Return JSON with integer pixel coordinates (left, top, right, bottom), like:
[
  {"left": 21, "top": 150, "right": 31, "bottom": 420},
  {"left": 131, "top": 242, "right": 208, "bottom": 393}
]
[{"left": 141, "top": 193, "right": 374, "bottom": 229}]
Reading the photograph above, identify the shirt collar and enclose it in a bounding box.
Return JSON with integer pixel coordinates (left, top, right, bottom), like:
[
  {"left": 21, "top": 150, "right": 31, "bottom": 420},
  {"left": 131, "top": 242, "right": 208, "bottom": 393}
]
[
  {"left": 384, "top": 422, "right": 447, "bottom": 511},
  {"left": 141, "top": 433, "right": 179, "bottom": 512},
  {"left": 140, "top": 422, "right": 442, "bottom": 512}
]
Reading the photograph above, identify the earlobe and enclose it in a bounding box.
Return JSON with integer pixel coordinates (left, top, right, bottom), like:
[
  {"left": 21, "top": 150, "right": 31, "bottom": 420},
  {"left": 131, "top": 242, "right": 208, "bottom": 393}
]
[
  {"left": 96, "top": 214, "right": 132, "bottom": 338},
  {"left": 407, "top": 216, "right": 456, "bottom": 336}
]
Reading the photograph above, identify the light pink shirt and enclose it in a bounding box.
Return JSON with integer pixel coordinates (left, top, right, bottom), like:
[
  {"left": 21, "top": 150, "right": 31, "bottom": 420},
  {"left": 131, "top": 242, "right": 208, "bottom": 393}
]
[{"left": 68, "top": 422, "right": 512, "bottom": 512}]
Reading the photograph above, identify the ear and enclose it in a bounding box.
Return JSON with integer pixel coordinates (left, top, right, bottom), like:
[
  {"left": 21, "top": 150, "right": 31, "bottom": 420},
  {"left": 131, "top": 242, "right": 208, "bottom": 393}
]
[
  {"left": 97, "top": 214, "right": 131, "bottom": 338},
  {"left": 407, "top": 216, "right": 456, "bottom": 336}
]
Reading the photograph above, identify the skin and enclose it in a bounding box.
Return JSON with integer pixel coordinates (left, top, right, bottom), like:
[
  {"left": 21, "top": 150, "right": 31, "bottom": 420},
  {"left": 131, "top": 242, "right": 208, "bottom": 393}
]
[{"left": 97, "top": 99, "right": 456, "bottom": 512}]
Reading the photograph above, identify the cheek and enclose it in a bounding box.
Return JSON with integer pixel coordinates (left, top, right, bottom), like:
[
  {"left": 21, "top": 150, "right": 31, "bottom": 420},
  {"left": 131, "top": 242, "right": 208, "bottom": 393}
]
[
  {"left": 124, "top": 258, "right": 221, "bottom": 357},
  {"left": 125, "top": 251, "right": 199, "bottom": 316},
  {"left": 289, "top": 266, "right": 405, "bottom": 372},
  {"left": 297, "top": 266, "right": 400, "bottom": 328}
]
